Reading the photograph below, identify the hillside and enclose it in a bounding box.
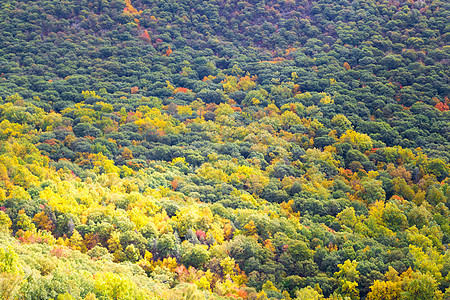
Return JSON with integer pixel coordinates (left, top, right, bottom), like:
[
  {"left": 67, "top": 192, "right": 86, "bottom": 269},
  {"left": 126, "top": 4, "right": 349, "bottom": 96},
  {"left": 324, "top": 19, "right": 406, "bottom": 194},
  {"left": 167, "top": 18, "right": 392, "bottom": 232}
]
[{"left": 0, "top": 0, "right": 449, "bottom": 299}]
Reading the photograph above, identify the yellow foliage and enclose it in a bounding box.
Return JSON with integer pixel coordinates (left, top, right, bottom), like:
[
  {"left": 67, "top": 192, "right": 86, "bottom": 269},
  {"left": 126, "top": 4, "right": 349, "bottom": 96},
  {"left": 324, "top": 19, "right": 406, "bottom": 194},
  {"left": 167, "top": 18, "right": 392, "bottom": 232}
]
[
  {"left": 92, "top": 153, "right": 121, "bottom": 175},
  {"left": 165, "top": 81, "right": 175, "bottom": 91},
  {"left": 366, "top": 279, "right": 402, "bottom": 300},
  {"left": 127, "top": 207, "right": 150, "bottom": 230},
  {"left": 8, "top": 186, "right": 31, "bottom": 200},
  {"left": 157, "top": 257, "right": 178, "bottom": 272},
  {"left": 222, "top": 74, "right": 257, "bottom": 93},
  {"left": 196, "top": 163, "right": 229, "bottom": 183},
  {"left": 262, "top": 280, "right": 279, "bottom": 292},
  {"left": 281, "top": 111, "right": 302, "bottom": 127},
  {"left": 0, "top": 120, "right": 24, "bottom": 140},
  {"left": 222, "top": 75, "right": 238, "bottom": 93},
  {"left": 305, "top": 148, "right": 340, "bottom": 168},
  {"left": 214, "top": 276, "right": 240, "bottom": 297},
  {"left": 214, "top": 103, "right": 234, "bottom": 117},
  {"left": 177, "top": 105, "right": 193, "bottom": 116},
  {"left": 93, "top": 272, "right": 149, "bottom": 300},
  {"left": 69, "top": 229, "right": 84, "bottom": 251},
  {"left": 319, "top": 92, "right": 334, "bottom": 104},
  {"left": 40, "top": 186, "right": 85, "bottom": 215},
  {"left": 340, "top": 129, "right": 373, "bottom": 152},
  {"left": 207, "top": 223, "right": 225, "bottom": 244},
  {"left": 95, "top": 101, "right": 113, "bottom": 113},
  {"left": 107, "top": 231, "right": 122, "bottom": 253},
  {"left": 408, "top": 244, "right": 444, "bottom": 281},
  {"left": 194, "top": 270, "right": 213, "bottom": 291},
  {"left": 237, "top": 75, "right": 257, "bottom": 91},
  {"left": 360, "top": 201, "right": 396, "bottom": 238},
  {"left": 123, "top": 0, "right": 142, "bottom": 15},
  {"left": 81, "top": 90, "right": 101, "bottom": 99},
  {"left": 172, "top": 205, "right": 211, "bottom": 237},
  {"left": 135, "top": 107, "right": 186, "bottom": 135},
  {"left": 243, "top": 220, "right": 257, "bottom": 236},
  {"left": 331, "top": 114, "right": 352, "bottom": 130}
]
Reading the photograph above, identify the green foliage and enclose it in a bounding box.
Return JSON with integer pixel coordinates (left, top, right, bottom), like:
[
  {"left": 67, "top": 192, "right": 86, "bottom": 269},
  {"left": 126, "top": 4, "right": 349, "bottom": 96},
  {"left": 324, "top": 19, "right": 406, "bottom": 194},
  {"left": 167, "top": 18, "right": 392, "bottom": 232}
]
[{"left": 181, "top": 242, "right": 210, "bottom": 269}]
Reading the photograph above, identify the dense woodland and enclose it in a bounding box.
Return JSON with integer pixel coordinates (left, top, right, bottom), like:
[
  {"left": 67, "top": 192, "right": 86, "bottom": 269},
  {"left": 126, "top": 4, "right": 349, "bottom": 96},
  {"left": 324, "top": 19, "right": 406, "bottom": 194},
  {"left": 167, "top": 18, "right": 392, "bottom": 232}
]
[{"left": 0, "top": 0, "right": 449, "bottom": 299}]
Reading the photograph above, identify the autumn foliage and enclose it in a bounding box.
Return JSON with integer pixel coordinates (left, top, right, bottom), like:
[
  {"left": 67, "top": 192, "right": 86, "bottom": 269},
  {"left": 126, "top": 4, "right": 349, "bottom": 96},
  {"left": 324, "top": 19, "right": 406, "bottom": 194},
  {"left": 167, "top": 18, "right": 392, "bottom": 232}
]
[
  {"left": 0, "top": 0, "right": 449, "bottom": 298},
  {"left": 139, "top": 30, "right": 151, "bottom": 42},
  {"left": 123, "top": 0, "right": 142, "bottom": 15}
]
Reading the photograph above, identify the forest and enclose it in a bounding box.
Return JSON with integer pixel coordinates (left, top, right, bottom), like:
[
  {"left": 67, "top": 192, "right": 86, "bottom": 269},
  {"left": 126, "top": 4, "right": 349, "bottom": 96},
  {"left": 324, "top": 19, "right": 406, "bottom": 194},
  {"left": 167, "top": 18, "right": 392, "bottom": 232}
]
[{"left": 0, "top": 0, "right": 449, "bottom": 299}]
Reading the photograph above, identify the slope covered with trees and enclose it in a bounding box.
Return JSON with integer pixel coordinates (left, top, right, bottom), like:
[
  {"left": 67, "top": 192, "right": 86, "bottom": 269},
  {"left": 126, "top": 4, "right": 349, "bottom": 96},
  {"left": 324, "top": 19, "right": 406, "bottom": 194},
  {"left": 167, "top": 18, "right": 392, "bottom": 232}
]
[{"left": 0, "top": 0, "right": 449, "bottom": 299}]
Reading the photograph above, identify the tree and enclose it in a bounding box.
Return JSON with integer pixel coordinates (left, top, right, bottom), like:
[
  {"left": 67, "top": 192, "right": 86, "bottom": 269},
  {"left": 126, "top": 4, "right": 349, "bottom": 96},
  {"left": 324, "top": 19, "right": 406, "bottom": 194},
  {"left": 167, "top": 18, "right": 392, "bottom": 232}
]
[
  {"left": 94, "top": 272, "right": 148, "bottom": 300},
  {"left": 426, "top": 158, "right": 449, "bottom": 182},
  {"left": 156, "top": 234, "right": 177, "bottom": 259},
  {"left": 366, "top": 279, "right": 401, "bottom": 300},
  {"left": 295, "top": 286, "right": 322, "bottom": 300},
  {"left": 0, "top": 245, "right": 22, "bottom": 299},
  {"left": 0, "top": 246, "right": 21, "bottom": 274},
  {"left": 72, "top": 123, "right": 101, "bottom": 138},
  {"left": 340, "top": 130, "right": 373, "bottom": 152},
  {"left": 181, "top": 242, "right": 209, "bottom": 269},
  {"left": 332, "top": 114, "right": 352, "bottom": 131},
  {"left": 345, "top": 149, "right": 371, "bottom": 171},
  {"left": 124, "top": 244, "right": 140, "bottom": 262},
  {"left": 287, "top": 240, "right": 313, "bottom": 262},
  {"left": 358, "top": 179, "right": 386, "bottom": 204},
  {"left": 32, "top": 212, "right": 53, "bottom": 231},
  {"left": 381, "top": 203, "right": 407, "bottom": 231},
  {"left": 139, "top": 222, "right": 158, "bottom": 240},
  {"left": 16, "top": 210, "right": 36, "bottom": 233},
  {"left": 0, "top": 212, "right": 12, "bottom": 232},
  {"left": 69, "top": 229, "right": 84, "bottom": 251},
  {"left": 336, "top": 207, "right": 357, "bottom": 229},
  {"left": 402, "top": 272, "right": 441, "bottom": 300},
  {"left": 228, "top": 235, "right": 271, "bottom": 268},
  {"left": 334, "top": 260, "right": 359, "bottom": 300}
]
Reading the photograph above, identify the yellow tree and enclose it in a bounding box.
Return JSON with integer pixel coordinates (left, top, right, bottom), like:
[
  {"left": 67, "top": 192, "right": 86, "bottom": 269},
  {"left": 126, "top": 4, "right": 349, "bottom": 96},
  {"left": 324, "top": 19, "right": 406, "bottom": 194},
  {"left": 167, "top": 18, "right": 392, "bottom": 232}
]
[
  {"left": 339, "top": 130, "right": 373, "bottom": 152},
  {"left": 334, "top": 260, "right": 360, "bottom": 300}
]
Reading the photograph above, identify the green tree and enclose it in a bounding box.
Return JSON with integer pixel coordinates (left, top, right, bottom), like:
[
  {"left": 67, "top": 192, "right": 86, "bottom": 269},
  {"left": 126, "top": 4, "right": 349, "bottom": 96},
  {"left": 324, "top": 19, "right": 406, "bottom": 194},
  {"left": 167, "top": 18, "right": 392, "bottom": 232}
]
[{"left": 181, "top": 243, "right": 210, "bottom": 269}]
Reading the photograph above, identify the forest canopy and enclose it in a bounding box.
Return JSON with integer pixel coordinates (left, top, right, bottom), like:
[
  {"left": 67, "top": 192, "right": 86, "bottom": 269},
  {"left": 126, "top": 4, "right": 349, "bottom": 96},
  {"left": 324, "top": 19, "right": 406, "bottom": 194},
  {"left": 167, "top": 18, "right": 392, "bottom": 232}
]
[{"left": 0, "top": 0, "right": 449, "bottom": 299}]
